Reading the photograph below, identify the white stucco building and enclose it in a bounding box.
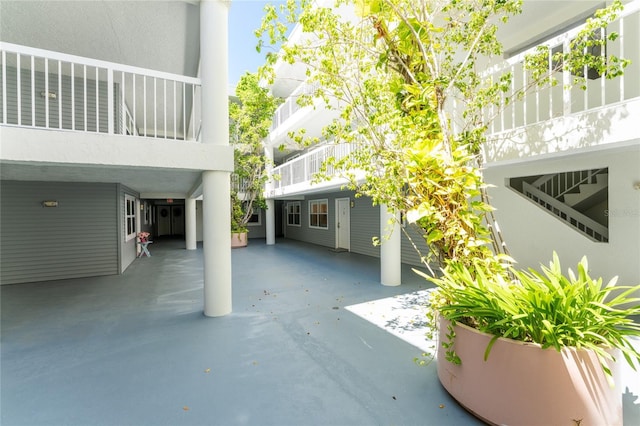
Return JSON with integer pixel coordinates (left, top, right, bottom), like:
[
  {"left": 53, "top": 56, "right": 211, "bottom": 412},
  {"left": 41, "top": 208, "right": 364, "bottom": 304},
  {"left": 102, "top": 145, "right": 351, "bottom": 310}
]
[
  {"left": 262, "top": 0, "right": 640, "bottom": 286},
  {"left": 0, "top": 0, "right": 233, "bottom": 316}
]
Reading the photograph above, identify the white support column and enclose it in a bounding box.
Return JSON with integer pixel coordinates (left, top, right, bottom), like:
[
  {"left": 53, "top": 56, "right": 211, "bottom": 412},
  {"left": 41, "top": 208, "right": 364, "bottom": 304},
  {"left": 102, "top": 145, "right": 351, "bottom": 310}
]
[
  {"left": 266, "top": 199, "right": 275, "bottom": 245},
  {"left": 203, "top": 171, "right": 231, "bottom": 316},
  {"left": 185, "top": 198, "right": 197, "bottom": 250},
  {"left": 264, "top": 145, "right": 276, "bottom": 245},
  {"left": 201, "top": 0, "right": 232, "bottom": 317},
  {"left": 380, "top": 204, "right": 401, "bottom": 286}
]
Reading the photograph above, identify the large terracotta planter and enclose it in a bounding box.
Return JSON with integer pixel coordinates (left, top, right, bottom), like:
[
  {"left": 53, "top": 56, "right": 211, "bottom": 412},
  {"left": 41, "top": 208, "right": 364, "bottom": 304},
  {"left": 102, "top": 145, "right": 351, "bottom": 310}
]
[
  {"left": 437, "top": 316, "right": 622, "bottom": 426},
  {"left": 231, "top": 232, "right": 248, "bottom": 248}
]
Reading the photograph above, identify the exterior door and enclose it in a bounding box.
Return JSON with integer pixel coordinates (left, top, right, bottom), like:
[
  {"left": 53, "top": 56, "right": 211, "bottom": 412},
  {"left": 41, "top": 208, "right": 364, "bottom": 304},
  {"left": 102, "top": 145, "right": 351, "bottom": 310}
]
[
  {"left": 336, "top": 198, "right": 350, "bottom": 250},
  {"left": 158, "top": 206, "right": 172, "bottom": 236},
  {"left": 171, "top": 205, "right": 185, "bottom": 235}
]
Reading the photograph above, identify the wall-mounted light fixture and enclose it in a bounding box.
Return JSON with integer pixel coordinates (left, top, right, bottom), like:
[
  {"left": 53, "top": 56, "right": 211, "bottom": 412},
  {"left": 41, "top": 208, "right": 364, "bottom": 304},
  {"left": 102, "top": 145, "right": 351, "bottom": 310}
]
[
  {"left": 42, "top": 200, "right": 58, "bottom": 207},
  {"left": 634, "top": 182, "right": 640, "bottom": 190},
  {"left": 40, "top": 91, "right": 57, "bottom": 99},
  {"left": 350, "top": 200, "right": 355, "bottom": 208}
]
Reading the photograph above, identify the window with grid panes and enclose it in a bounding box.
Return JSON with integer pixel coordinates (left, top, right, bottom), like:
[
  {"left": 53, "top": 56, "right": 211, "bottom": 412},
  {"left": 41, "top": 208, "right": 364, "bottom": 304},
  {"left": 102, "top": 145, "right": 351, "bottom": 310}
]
[
  {"left": 309, "top": 199, "right": 328, "bottom": 229},
  {"left": 287, "top": 201, "right": 301, "bottom": 226}
]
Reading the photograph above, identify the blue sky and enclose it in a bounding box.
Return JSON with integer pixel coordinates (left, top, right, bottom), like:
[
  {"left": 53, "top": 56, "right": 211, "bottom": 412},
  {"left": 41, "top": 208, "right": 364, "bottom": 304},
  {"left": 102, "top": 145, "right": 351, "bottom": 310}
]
[{"left": 228, "top": 0, "right": 287, "bottom": 91}]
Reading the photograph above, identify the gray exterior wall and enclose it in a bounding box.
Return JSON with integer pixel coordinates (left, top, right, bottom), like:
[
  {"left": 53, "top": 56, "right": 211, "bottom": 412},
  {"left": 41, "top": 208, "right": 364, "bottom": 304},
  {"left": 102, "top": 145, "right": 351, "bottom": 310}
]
[
  {"left": 283, "top": 192, "right": 343, "bottom": 248},
  {"left": 0, "top": 180, "right": 119, "bottom": 285},
  {"left": 281, "top": 190, "right": 432, "bottom": 268},
  {"left": 247, "top": 209, "right": 266, "bottom": 239},
  {"left": 400, "top": 223, "right": 430, "bottom": 268},
  {"left": 0, "top": 65, "right": 118, "bottom": 133},
  {"left": 350, "top": 195, "right": 380, "bottom": 258}
]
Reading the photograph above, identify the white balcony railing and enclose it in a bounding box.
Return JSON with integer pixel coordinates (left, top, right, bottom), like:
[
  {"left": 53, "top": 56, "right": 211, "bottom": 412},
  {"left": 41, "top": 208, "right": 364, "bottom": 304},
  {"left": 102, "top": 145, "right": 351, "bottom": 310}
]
[
  {"left": 271, "top": 80, "right": 320, "bottom": 131},
  {"left": 270, "top": 142, "right": 357, "bottom": 192},
  {"left": 0, "top": 42, "right": 201, "bottom": 141},
  {"left": 483, "top": 0, "right": 640, "bottom": 136}
]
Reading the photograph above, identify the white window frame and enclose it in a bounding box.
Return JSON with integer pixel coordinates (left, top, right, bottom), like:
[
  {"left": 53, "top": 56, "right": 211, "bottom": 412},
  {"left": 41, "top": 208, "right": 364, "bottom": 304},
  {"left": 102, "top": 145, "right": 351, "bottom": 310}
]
[
  {"left": 125, "top": 194, "right": 137, "bottom": 241},
  {"left": 287, "top": 201, "right": 301, "bottom": 227},
  {"left": 309, "top": 199, "right": 329, "bottom": 230}
]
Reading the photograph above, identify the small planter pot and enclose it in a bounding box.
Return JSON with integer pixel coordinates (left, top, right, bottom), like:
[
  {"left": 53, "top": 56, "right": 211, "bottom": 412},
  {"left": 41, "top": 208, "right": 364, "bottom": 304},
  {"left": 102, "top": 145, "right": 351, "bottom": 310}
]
[
  {"left": 231, "top": 232, "right": 248, "bottom": 248},
  {"left": 437, "top": 316, "right": 622, "bottom": 426}
]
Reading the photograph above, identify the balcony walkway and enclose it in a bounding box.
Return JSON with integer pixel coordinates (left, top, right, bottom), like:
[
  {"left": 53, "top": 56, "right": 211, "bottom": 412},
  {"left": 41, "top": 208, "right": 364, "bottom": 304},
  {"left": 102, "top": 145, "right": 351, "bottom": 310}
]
[{"left": 1, "top": 239, "right": 639, "bottom": 425}]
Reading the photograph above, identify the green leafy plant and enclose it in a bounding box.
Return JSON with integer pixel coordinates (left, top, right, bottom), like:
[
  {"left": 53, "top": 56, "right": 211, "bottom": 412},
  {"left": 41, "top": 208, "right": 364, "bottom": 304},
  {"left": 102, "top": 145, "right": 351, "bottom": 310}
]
[
  {"left": 258, "top": 0, "right": 628, "bottom": 274},
  {"left": 427, "top": 253, "right": 640, "bottom": 375},
  {"left": 229, "top": 72, "right": 279, "bottom": 234},
  {"left": 258, "top": 0, "right": 635, "bottom": 376}
]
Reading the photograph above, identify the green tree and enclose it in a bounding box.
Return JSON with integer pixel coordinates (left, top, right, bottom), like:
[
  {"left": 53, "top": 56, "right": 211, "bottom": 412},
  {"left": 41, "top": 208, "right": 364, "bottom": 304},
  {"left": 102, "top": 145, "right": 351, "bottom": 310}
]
[
  {"left": 257, "top": 0, "right": 627, "bottom": 274},
  {"left": 229, "top": 72, "right": 279, "bottom": 233}
]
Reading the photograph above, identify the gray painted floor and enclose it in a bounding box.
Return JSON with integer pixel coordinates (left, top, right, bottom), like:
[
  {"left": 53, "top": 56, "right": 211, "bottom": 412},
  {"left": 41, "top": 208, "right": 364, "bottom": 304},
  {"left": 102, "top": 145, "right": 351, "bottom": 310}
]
[{"left": 1, "top": 239, "right": 639, "bottom": 426}]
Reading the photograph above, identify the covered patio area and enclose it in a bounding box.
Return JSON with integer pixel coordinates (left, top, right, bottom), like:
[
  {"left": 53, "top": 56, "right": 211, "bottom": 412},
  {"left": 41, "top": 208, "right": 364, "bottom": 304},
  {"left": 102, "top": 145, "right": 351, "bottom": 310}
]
[
  {"left": 1, "top": 239, "right": 476, "bottom": 425},
  {"left": 2, "top": 239, "right": 639, "bottom": 425}
]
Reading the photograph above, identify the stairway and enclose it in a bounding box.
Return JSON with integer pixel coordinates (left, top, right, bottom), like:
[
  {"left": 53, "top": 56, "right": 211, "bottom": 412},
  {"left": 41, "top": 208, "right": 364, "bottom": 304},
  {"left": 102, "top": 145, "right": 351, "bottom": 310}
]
[
  {"left": 510, "top": 168, "right": 608, "bottom": 242},
  {"left": 562, "top": 173, "right": 608, "bottom": 210}
]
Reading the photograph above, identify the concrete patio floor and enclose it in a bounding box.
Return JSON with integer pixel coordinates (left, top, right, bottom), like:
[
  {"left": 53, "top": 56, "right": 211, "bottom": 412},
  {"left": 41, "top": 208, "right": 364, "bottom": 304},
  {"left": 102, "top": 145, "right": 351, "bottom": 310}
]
[{"left": 2, "top": 238, "right": 639, "bottom": 425}]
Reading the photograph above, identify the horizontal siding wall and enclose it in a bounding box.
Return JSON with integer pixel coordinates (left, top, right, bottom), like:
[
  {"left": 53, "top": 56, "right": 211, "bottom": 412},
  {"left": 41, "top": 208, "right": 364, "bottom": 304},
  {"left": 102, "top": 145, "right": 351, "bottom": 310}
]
[
  {"left": 0, "top": 65, "right": 111, "bottom": 132},
  {"left": 350, "top": 196, "right": 380, "bottom": 258},
  {"left": 401, "top": 224, "right": 430, "bottom": 268},
  {"left": 248, "top": 209, "right": 266, "bottom": 239},
  {"left": 283, "top": 192, "right": 350, "bottom": 248},
  {"left": 0, "top": 181, "right": 119, "bottom": 285},
  {"left": 281, "top": 190, "right": 433, "bottom": 268}
]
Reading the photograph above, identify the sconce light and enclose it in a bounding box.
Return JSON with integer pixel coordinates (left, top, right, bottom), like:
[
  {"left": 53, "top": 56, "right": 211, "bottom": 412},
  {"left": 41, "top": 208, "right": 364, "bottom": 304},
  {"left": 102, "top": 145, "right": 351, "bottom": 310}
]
[
  {"left": 140, "top": 203, "right": 145, "bottom": 211},
  {"left": 42, "top": 200, "right": 58, "bottom": 207},
  {"left": 40, "top": 91, "right": 57, "bottom": 99},
  {"left": 350, "top": 200, "right": 355, "bottom": 208}
]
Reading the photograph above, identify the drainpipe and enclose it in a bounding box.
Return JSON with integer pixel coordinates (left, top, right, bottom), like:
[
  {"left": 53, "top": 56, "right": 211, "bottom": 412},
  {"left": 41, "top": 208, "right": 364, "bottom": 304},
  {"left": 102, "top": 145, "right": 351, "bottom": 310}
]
[
  {"left": 380, "top": 205, "right": 401, "bottom": 286},
  {"left": 201, "top": 0, "right": 232, "bottom": 317}
]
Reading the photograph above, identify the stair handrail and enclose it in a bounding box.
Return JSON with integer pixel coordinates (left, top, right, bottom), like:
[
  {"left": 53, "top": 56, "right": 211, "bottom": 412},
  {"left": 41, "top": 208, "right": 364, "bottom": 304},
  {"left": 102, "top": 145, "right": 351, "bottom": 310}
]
[
  {"left": 555, "top": 168, "right": 607, "bottom": 200},
  {"left": 531, "top": 168, "right": 607, "bottom": 200},
  {"left": 522, "top": 182, "right": 608, "bottom": 242}
]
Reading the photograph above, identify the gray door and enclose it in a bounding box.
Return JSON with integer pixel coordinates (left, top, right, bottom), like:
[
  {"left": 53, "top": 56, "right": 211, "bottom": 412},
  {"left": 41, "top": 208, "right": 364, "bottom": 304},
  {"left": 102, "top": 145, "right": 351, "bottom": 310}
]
[
  {"left": 158, "top": 206, "right": 172, "bottom": 236},
  {"left": 172, "top": 206, "right": 185, "bottom": 235}
]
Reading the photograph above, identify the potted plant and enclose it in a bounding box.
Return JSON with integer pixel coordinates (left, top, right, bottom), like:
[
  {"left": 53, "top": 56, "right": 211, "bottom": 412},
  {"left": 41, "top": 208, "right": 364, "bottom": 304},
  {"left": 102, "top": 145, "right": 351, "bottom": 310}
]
[
  {"left": 229, "top": 72, "right": 278, "bottom": 248},
  {"left": 258, "top": 0, "right": 637, "bottom": 424},
  {"left": 422, "top": 254, "right": 640, "bottom": 425}
]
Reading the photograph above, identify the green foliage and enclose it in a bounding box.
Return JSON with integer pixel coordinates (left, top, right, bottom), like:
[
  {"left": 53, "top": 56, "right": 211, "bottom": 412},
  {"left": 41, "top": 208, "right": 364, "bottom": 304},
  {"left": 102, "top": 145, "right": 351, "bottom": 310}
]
[
  {"left": 229, "top": 72, "right": 279, "bottom": 233},
  {"left": 524, "top": 0, "right": 629, "bottom": 89},
  {"left": 257, "top": 0, "right": 634, "bottom": 375},
  {"left": 430, "top": 254, "right": 640, "bottom": 374},
  {"left": 256, "top": 0, "right": 628, "bottom": 272}
]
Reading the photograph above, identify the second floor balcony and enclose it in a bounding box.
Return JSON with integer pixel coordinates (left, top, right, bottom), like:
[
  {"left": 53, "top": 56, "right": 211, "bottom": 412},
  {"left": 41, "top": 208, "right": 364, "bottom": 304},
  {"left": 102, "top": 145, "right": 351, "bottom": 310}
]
[
  {"left": 267, "top": 142, "right": 362, "bottom": 198},
  {"left": 0, "top": 42, "right": 202, "bottom": 142},
  {"left": 269, "top": 0, "right": 639, "bottom": 196}
]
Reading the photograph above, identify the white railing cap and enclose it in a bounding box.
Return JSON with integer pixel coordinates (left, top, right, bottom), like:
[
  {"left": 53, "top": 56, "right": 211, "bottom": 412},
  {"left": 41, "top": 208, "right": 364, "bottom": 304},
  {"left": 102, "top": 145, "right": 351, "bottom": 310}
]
[{"left": 0, "top": 41, "right": 200, "bottom": 85}]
